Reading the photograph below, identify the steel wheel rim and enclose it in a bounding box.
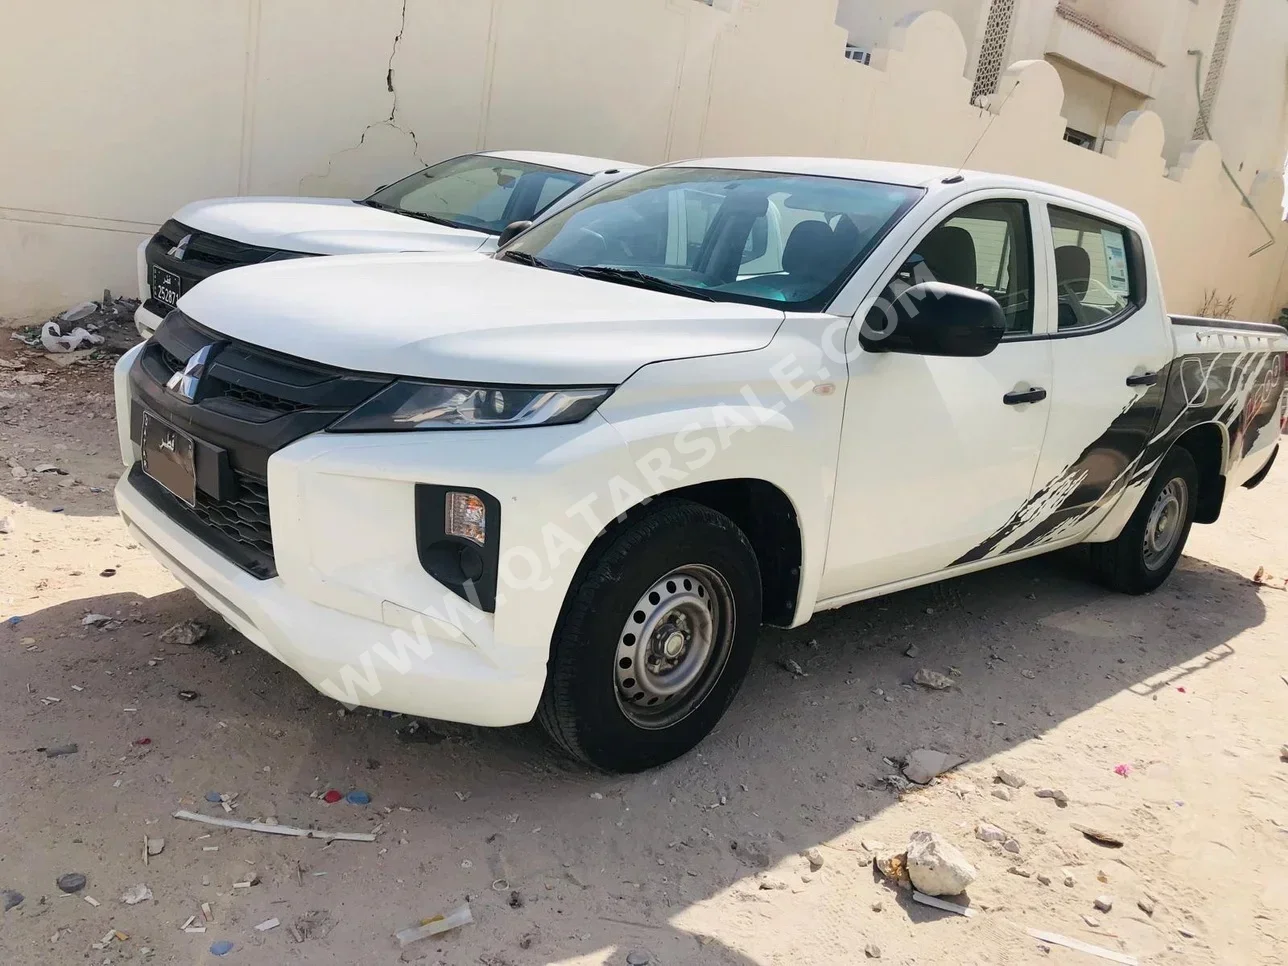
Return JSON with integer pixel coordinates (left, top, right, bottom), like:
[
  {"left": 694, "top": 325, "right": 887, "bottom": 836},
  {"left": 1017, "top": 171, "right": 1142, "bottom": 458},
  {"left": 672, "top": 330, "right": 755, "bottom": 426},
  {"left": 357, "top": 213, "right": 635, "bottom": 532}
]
[
  {"left": 614, "top": 564, "right": 736, "bottom": 730},
  {"left": 1143, "top": 477, "right": 1188, "bottom": 571}
]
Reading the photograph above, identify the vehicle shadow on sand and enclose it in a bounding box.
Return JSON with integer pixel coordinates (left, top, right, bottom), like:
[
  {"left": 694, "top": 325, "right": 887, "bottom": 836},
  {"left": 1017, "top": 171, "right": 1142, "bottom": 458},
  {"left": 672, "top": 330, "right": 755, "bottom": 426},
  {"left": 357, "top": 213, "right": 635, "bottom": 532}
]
[{"left": 0, "top": 548, "right": 1264, "bottom": 964}]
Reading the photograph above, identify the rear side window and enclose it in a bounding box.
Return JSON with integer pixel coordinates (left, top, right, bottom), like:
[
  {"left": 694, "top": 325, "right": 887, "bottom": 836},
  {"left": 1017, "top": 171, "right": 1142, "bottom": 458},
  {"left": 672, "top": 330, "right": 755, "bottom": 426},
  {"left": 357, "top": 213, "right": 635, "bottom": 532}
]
[{"left": 1049, "top": 206, "right": 1142, "bottom": 331}]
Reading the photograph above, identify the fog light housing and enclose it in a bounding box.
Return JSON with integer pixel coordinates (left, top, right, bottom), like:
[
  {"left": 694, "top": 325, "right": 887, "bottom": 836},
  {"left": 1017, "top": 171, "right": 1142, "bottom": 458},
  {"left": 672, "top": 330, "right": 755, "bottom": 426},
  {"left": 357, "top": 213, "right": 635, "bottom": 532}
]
[
  {"left": 445, "top": 491, "right": 487, "bottom": 546},
  {"left": 415, "top": 485, "right": 501, "bottom": 612}
]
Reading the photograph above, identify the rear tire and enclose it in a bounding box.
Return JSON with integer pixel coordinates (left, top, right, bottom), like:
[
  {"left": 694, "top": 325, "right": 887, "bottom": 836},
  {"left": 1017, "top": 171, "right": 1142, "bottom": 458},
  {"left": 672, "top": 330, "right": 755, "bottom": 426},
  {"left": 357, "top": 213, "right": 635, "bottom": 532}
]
[
  {"left": 537, "top": 499, "right": 762, "bottom": 772},
  {"left": 1089, "top": 446, "right": 1199, "bottom": 594}
]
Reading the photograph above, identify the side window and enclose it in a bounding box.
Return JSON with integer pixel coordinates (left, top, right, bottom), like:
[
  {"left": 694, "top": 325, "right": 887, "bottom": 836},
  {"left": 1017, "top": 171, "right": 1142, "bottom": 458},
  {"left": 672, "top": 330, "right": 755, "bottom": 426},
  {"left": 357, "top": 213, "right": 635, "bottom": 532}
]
[
  {"left": 1049, "top": 206, "right": 1138, "bottom": 331},
  {"left": 897, "top": 199, "right": 1035, "bottom": 334}
]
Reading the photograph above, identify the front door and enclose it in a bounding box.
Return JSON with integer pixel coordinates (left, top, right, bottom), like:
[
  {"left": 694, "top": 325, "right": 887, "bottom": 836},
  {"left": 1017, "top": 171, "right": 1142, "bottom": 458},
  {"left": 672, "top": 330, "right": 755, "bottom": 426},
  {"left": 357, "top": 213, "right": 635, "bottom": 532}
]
[{"left": 818, "top": 195, "right": 1054, "bottom": 599}]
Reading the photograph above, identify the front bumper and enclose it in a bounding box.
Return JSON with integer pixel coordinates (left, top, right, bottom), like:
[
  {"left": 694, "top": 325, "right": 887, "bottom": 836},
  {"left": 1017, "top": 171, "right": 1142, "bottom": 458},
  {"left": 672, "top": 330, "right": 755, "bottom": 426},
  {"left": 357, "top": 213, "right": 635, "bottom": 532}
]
[
  {"left": 135, "top": 302, "right": 165, "bottom": 340},
  {"left": 111, "top": 345, "right": 641, "bottom": 725}
]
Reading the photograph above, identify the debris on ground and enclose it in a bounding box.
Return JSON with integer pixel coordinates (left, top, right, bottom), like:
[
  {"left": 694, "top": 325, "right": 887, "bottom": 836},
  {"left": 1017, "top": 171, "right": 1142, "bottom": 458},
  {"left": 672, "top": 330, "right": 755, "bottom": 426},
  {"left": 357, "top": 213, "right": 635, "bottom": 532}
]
[
  {"left": 1094, "top": 895, "right": 1114, "bottom": 912},
  {"left": 146, "top": 837, "right": 165, "bottom": 857},
  {"left": 55, "top": 873, "right": 86, "bottom": 894},
  {"left": 912, "top": 668, "right": 954, "bottom": 690},
  {"left": 874, "top": 850, "right": 911, "bottom": 891},
  {"left": 173, "top": 809, "right": 377, "bottom": 842},
  {"left": 322, "top": 789, "right": 344, "bottom": 804},
  {"left": 991, "top": 787, "right": 1013, "bottom": 801},
  {"left": 864, "top": 943, "right": 882, "bottom": 959},
  {"left": 41, "top": 321, "right": 104, "bottom": 354},
  {"left": 43, "top": 743, "right": 78, "bottom": 758},
  {"left": 995, "top": 767, "right": 1025, "bottom": 788},
  {"left": 81, "top": 614, "right": 114, "bottom": 627},
  {"left": 880, "top": 774, "right": 913, "bottom": 794},
  {"left": 82, "top": 895, "right": 100, "bottom": 907},
  {"left": 1252, "top": 566, "right": 1288, "bottom": 589},
  {"left": 1026, "top": 929, "right": 1137, "bottom": 965},
  {"left": 906, "top": 830, "right": 977, "bottom": 896},
  {"left": 1114, "top": 763, "right": 1133, "bottom": 778},
  {"left": 2, "top": 889, "right": 23, "bottom": 912},
  {"left": 178, "top": 689, "right": 199, "bottom": 701},
  {"left": 904, "top": 644, "right": 920, "bottom": 658},
  {"left": 901, "top": 749, "right": 966, "bottom": 785},
  {"left": 160, "top": 620, "right": 208, "bottom": 646},
  {"left": 802, "top": 847, "right": 824, "bottom": 870},
  {"left": 294, "top": 909, "right": 337, "bottom": 941},
  {"left": 1073, "top": 824, "right": 1125, "bottom": 848},
  {"left": 778, "top": 658, "right": 807, "bottom": 677},
  {"left": 120, "top": 883, "right": 152, "bottom": 905},
  {"left": 395, "top": 902, "right": 474, "bottom": 946},
  {"left": 10, "top": 293, "right": 141, "bottom": 356},
  {"left": 395, "top": 719, "right": 445, "bottom": 744},
  {"left": 626, "top": 952, "right": 651, "bottom": 966},
  {"left": 975, "top": 823, "right": 1007, "bottom": 844},
  {"left": 911, "top": 890, "right": 975, "bottom": 917},
  {"left": 255, "top": 917, "right": 281, "bottom": 931},
  {"left": 1137, "top": 894, "right": 1156, "bottom": 916},
  {"left": 345, "top": 790, "right": 371, "bottom": 805},
  {"left": 210, "top": 940, "right": 234, "bottom": 956},
  {"left": 1035, "top": 787, "right": 1069, "bottom": 806}
]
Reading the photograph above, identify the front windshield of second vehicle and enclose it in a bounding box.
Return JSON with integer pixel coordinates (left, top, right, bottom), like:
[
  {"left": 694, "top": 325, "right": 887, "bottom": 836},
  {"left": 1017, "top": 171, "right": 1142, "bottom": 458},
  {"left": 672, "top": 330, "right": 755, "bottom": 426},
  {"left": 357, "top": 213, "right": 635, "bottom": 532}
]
[
  {"left": 366, "top": 155, "right": 590, "bottom": 234},
  {"left": 503, "top": 166, "right": 923, "bottom": 311}
]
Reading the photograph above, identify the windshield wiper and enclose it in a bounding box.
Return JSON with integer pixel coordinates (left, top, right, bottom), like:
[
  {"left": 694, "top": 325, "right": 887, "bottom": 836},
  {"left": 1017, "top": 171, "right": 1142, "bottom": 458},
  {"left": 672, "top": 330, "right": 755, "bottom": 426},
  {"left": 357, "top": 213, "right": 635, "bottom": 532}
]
[
  {"left": 497, "top": 250, "right": 555, "bottom": 270},
  {"left": 574, "top": 266, "right": 715, "bottom": 302},
  {"left": 360, "top": 199, "right": 460, "bottom": 228}
]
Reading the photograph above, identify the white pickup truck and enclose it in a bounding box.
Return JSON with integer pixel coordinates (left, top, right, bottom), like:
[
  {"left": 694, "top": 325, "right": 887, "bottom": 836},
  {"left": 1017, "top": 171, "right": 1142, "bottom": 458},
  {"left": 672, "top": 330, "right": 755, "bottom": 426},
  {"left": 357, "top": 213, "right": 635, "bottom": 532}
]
[
  {"left": 133, "top": 150, "right": 638, "bottom": 337},
  {"left": 113, "top": 158, "right": 1287, "bottom": 772}
]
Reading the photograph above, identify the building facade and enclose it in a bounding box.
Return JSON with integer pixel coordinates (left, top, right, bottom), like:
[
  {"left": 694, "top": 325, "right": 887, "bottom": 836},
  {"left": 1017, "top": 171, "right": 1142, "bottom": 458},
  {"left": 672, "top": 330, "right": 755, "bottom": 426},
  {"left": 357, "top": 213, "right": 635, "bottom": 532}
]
[{"left": 835, "top": 0, "right": 1288, "bottom": 192}]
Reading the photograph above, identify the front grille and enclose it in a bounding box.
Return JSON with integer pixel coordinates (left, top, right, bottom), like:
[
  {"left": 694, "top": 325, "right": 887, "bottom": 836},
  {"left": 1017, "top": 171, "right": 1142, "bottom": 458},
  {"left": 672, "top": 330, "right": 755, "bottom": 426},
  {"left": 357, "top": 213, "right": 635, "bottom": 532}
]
[
  {"left": 144, "top": 219, "right": 312, "bottom": 309},
  {"left": 209, "top": 380, "right": 312, "bottom": 415},
  {"left": 192, "top": 471, "right": 273, "bottom": 560},
  {"left": 129, "top": 311, "right": 391, "bottom": 579}
]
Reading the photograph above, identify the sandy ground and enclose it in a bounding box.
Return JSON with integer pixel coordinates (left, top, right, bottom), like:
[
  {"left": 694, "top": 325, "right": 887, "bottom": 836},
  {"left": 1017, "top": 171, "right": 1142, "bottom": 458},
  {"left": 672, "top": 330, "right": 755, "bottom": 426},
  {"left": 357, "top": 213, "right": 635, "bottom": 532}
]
[{"left": 1, "top": 344, "right": 1286, "bottom": 966}]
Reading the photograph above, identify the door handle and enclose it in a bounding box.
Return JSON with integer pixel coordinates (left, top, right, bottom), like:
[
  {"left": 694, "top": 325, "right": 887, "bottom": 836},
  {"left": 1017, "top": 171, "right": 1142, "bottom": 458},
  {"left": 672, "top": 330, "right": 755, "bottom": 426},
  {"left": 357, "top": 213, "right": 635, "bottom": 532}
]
[
  {"left": 1126, "top": 371, "right": 1158, "bottom": 387},
  {"left": 1003, "top": 387, "right": 1047, "bottom": 406}
]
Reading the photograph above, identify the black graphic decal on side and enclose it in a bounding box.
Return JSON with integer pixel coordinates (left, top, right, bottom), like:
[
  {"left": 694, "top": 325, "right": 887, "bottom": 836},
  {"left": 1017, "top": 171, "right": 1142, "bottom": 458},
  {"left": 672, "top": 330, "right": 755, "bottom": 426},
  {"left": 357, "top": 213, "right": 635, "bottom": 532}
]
[{"left": 953, "top": 350, "right": 1284, "bottom": 566}]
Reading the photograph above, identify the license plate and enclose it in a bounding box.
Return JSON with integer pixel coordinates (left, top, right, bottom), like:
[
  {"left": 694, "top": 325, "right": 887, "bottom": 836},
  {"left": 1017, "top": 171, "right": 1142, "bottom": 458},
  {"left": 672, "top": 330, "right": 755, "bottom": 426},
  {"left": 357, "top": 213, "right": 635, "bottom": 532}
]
[
  {"left": 141, "top": 412, "right": 197, "bottom": 506},
  {"left": 151, "top": 265, "right": 182, "bottom": 308}
]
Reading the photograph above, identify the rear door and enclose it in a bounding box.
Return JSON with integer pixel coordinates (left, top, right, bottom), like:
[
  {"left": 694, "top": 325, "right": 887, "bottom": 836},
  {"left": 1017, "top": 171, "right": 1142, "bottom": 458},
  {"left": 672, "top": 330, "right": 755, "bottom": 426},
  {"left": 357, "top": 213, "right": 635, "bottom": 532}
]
[{"left": 964, "top": 199, "right": 1174, "bottom": 559}]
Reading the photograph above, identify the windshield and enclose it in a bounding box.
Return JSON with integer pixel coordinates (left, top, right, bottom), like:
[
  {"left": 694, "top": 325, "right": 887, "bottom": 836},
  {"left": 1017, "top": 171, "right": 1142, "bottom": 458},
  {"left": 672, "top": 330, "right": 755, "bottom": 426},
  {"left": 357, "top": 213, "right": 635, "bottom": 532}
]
[
  {"left": 503, "top": 167, "right": 923, "bottom": 311},
  {"left": 365, "top": 155, "right": 591, "bottom": 234}
]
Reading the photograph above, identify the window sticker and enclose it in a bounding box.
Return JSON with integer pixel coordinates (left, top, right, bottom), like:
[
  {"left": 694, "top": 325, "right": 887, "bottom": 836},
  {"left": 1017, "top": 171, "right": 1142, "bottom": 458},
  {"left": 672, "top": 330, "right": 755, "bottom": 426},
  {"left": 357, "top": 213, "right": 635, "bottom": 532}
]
[{"left": 1102, "top": 230, "right": 1130, "bottom": 296}]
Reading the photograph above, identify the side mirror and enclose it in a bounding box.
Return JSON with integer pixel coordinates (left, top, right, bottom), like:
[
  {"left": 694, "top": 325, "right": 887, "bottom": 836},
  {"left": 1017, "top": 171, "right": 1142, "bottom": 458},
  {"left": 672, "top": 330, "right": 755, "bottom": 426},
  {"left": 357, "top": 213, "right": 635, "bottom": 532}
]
[
  {"left": 497, "top": 220, "right": 534, "bottom": 248},
  {"left": 859, "top": 281, "right": 1006, "bottom": 358}
]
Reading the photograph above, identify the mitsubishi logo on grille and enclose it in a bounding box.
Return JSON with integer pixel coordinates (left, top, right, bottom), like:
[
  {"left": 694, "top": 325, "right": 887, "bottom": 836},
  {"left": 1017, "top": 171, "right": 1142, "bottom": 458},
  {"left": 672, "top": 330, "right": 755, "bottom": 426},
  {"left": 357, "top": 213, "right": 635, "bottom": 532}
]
[
  {"left": 167, "top": 233, "right": 193, "bottom": 260},
  {"left": 166, "top": 344, "right": 217, "bottom": 403}
]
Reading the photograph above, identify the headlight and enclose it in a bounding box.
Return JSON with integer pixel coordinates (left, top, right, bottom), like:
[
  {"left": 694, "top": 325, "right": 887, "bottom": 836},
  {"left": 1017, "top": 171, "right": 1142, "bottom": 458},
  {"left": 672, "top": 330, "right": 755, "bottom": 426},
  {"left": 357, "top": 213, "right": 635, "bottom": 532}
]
[{"left": 328, "top": 381, "right": 613, "bottom": 431}]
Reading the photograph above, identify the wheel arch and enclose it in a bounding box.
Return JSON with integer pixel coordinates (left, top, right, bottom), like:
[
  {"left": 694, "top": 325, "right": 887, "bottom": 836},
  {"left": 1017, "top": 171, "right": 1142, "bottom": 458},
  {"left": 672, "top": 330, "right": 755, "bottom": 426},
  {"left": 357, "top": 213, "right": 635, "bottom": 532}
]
[
  {"left": 1171, "top": 421, "right": 1227, "bottom": 524},
  {"left": 567, "top": 478, "right": 806, "bottom": 628}
]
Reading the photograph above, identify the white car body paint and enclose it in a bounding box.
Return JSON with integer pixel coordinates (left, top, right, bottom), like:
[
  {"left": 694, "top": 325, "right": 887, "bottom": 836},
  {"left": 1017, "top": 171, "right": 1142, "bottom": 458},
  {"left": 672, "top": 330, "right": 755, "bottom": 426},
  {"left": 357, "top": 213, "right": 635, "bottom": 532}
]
[
  {"left": 115, "top": 158, "right": 1288, "bottom": 729},
  {"left": 133, "top": 150, "right": 641, "bottom": 337}
]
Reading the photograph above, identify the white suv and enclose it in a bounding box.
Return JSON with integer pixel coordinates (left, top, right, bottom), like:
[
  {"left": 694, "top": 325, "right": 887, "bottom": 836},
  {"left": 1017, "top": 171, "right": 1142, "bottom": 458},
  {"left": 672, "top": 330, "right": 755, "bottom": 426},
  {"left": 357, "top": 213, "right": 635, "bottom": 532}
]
[{"left": 134, "top": 150, "right": 639, "bottom": 336}]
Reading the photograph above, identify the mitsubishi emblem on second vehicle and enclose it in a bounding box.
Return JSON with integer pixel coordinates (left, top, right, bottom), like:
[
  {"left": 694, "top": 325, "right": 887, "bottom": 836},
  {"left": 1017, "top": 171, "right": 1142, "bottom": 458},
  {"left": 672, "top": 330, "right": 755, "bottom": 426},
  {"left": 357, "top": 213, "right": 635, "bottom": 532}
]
[{"left": 167, "top": 233, "right": 193, "bottom": 260}]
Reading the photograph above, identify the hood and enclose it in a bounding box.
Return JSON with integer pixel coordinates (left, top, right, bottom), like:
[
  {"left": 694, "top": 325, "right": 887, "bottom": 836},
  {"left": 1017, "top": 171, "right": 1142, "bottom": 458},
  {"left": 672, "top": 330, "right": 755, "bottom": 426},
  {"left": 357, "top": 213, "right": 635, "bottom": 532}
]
[
  {"left": 176, "top": 252, "right": 785, "bottom": 385},
  {"left": 173, "top": 197, "right": 493, "bottom": 255}
]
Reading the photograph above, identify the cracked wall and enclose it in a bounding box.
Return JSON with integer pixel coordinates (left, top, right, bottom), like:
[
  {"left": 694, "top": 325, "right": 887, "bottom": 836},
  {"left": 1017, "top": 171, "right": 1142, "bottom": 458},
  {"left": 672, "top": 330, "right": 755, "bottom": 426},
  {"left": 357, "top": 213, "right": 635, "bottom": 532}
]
[{"left": 2, "top": 0, "right": 1285, "bottom": 320}]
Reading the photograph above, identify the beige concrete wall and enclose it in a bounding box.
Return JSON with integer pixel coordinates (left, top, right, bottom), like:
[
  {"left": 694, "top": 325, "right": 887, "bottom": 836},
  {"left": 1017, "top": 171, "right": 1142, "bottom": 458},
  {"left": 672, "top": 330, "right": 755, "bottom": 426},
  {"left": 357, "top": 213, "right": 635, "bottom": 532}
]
[{"left": 2, "top": 0, "right": 1285, "bottom": 322}]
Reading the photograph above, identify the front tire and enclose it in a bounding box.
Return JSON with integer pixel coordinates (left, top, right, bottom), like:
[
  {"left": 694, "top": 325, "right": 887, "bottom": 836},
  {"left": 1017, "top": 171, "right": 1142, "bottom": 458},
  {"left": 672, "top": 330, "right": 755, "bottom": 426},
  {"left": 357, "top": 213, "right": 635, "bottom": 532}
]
[
  {"left": 537, "top": 499, "right": 762, "bottom": 772},
  {"left": 1090, "top": 446, "right": 1199, "bottom": 594}
]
